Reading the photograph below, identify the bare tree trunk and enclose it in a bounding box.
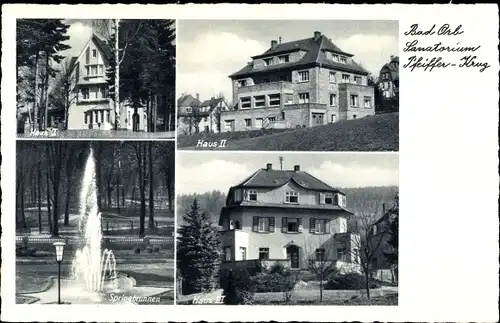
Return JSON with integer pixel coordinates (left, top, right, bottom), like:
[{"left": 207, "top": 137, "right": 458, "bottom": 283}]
[
  {"left": 114, "top": 19, "right": 121, "bottom": 130},
  {"left": 138, "top": 143, "right": 146, "bottom": 237},
  {"left": 37, "top": 163, "right": 43, "bottom": 233},
  {"left": 46, "top": 167, "right": 52, "bottom": 233},
  {"left": 95, "top": 143, "right": 103, "bottom": 209},
  {"left": 116, "top": 175, "right": 121, "bottom": 214},
  {"left": 44, "top": 52, "right": 50, "bottom": 130},
  {"left": 33, "top": 51, "right": 39, "bottom": 131},
  {"left": 166, "top": 169, "right": 172, "bottom": 211},
  {"left": 148, "top": 142, "right": 154, "bottom": 231},
  {"left": 64, "top": 149, "right": 74, "bottom": 226}
]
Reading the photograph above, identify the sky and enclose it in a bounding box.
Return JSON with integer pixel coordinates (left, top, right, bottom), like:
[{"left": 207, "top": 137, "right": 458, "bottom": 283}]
[
  {"left": 177, "top": 20, "right": 399, "bottom": 103},
  {"left": 61, "top": 19, "right": 94, "bottom": 58},
  {"left": 176, "top": 152, "right": 399, "bottom": 195}
]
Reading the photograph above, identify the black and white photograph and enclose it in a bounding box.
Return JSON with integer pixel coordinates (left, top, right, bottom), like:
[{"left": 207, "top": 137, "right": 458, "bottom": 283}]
[
  {"left": 176, "top": 152, "right": 399, "bottom": 305},
  {"left": 176, "top": 20, "right": 399, "bottom": 151},
  {"left": 15, "top": 141, "right": 175, "bottom": 304},
  {"left": 16, "top": 19, "right": 176, "bottom": 139}
]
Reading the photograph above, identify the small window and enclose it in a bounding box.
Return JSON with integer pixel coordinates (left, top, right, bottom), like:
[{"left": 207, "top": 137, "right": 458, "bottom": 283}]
[
  {"left": 329, "top": 71, "right": 336, "bottom": 83},
  {"left": 223, "top": 247, "right": 231, "bottom": 261},
  {"left": 353, "top": 114, "right": 357, "bottom": 119},
  {"left": 91, "top": 65, "right": 98, "bottom": 75},
  {"left": 258, "top": 218, "right": 270, "bottom": 232},
  {"left": 269, "top": 94, "right": 280, "bottom": 106},
  {"left": 285, "top": 191, "right": 299, "bottom": 203},
  {"left": 240, "top": 97, "right": 251, "bottom": 109},
  {"left": 325, "top": 193, "right": 333, "bottom": 204},
  {"left": 298, "top": 70, "right": 309, "bottom": 82},
  {"left": 84, "top": 113, "right": 88, "bottom": 124},
  {"left": 278, "top": 55, "right": 289, "bottom": 63},
  {"left": 364, "top": 97, "right": 372, "bottom": 109},
  {"left": 336, "top": 248, "right": 346, "bottom": 262},
  {"left": 281, "top": 111, "right": 285, "bottom": 120},
  {"left": 238, "top": 79, "right": 247, "bottom": 87},
  {"left": 340, "top": 56, "right": 347, "bottom": 64},
  {"left": 245, "top": 118, "right": 252, "bottom": 127},
  {"left": 98, "top": 65, "right": 104, "bottom": 75},
  {"left": 264, "top": 58, "right": 274, "bottom": 66},
  {"left": 354, "top": 76, "right": 362, "bottom": 84},
  {"left": 254, "top": 95, "right": 265, "bottom": 108},
  {"left": 268, "top": 117, "right": 276, "bottom": 122},
  {"left": 332, "top": 54, "right": 339, "bottom": 62},
  {"left": 106, "top": 110, "right": 110, "bottom": 123},
  {"left": 240, "top": 247, "right": 247, "bottom": 260},
  {"left": 246, "top": 189, "right": 257, "bottom": 201},
  {"left": 287, "top": 218, "right": 299, "bottom": 232},
  {"left": 298, "top": 92, "right": 309, "bottom": 104},
  {"left": 85, "top": 66, "right": 90, "bottom": 75},
  {"left": 82, "top": 88, "right": 89, "bottom": 99},
  {"left": 259, "top": 248, "right": 269, "bottom": 260},
  {"left": 185, "top": 107, "right": 192, "bottom": 113},
  {"left": 92, "top": 49, "right": 97, "bottom": 58},
  {"left": 329, "top": 93, "right": 336, "bottom": 106},
  {"left": 350, "top": 95, "right": 359, "bottom": 107},
  {"left": 315, "top": 248, "right": 326, "bottom": 261},
  {"left": 234, "top": 221, "right": 241, "bottom": 230},
  {"left": 315, "top": 219, "right": 327, "bottom": 234},
  {"left": 342, "top": 74, "right": 350, "bottom": 83},
  {"left": 331, "top": 114, "right": 337, "bottom": 123}
]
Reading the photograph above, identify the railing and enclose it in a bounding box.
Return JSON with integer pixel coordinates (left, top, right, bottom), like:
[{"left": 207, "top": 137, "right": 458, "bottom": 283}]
[{"left": 16, "top": 236, "right": 174, "bottom": 245}]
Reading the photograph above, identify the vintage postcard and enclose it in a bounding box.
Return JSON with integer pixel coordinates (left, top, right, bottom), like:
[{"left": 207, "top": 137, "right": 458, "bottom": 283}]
[{"left": 1, "top": 3, "right": 499, "bottom": 323}]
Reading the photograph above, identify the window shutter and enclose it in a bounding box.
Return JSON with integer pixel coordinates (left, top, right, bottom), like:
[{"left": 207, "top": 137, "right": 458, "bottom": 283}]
[
  {"left": 325, "top": 219, "right": 331, "bottom": 234},
  {"left": 252, "top": 217, "right": 259, "bottom": 232},
  {"left": 269, "top": 217, "right": 275, "bottom": 232},
  {"left": 319, "top": 193, "right": 325, "bottom": 204},
  {"left": 298, "top": 218, "right": 303, "bottom": 233},
  {"left": 282, "top": 217, "right": 288, "bottom": 233},
  {"left": 309, "top": 218, "right": 315, "bottom": 233}
]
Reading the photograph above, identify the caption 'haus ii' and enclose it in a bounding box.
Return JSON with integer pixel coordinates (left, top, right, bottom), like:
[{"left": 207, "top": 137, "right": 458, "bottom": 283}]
[
  {"left": 222, "top": 31, "right": 375, "bottom": 132},
  {"left": 218, "top": 163, "right": 360, "bottom": 272}
]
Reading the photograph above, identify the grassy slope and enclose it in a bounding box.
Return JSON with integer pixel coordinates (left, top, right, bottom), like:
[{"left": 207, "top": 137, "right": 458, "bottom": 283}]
[{"left": 180, "top": 113, "right": 399, "bottom": 151}]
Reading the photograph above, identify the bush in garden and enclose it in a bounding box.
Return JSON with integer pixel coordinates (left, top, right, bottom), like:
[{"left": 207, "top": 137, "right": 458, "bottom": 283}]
[{"left": 324, "top": 273, "right": 380, "bottom": 290}]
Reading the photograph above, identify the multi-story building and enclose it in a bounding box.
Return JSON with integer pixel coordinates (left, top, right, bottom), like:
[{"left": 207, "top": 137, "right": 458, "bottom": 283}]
[
  {"left": 177, "top": 93, "right": 229, "bottom": 134},
  {"left": 219, "top": 162, "right": 360, "bottom": 272},
  {"left": 377, "top": 55, "right": 399, "bottom": 112},
  {"left": 223, "top": 31, "right": 375, "bottom": 132},
  {"left": 67, "top": 34, "right": 146, "bottom": 131}
]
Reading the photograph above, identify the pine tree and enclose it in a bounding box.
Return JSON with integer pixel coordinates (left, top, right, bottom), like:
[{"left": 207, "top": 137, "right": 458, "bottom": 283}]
[{"left": 177, "top": 198, "right": 221, "bottom": 295}]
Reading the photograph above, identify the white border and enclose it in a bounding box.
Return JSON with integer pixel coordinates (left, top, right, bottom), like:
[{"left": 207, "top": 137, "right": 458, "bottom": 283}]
[{"left": 2, "top": 4, "right": 499, "bottom": 323}]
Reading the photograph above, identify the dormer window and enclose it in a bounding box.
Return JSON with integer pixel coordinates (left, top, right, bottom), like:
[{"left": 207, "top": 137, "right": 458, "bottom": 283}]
[
  {"left": 238, "top": 79, "right": 247, "bottom": 87},
  {"left": 332, "top": 54, "right": 339, "bottom": 62},
  {"left": 325, "top": 193, "right": 333, "bottom": 204},
  {"left": 285, "top": 191, "right": 299, "bottom": 203},
  {"left": 278, "top": 55, "right": 289, "bottom": 63},
  {"left": 244, "top": 189, "right": 258, "bottom": 201},
  {"left": 342, "top": 74, "right": 351, "bottom": 83},
  {"left": 340, "top": 56, "right": 347, "bottom": 64},
  {"left": 264, "top": 58, "right": 274, "bottom": 66},
  {"left": 335, "top": 193, "right": 347, "bottom": 207}
]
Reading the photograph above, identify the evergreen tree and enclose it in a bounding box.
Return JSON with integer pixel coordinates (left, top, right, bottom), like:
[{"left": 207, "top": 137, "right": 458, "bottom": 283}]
[{"left": 177, "top": 198, "right": 221, "bottom": 295}]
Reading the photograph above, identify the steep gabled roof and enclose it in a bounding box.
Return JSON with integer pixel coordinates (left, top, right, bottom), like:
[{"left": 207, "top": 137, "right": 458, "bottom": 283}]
[
  {"left": 70, "top": 34, "right": 112, "bottom": 74},
  {"left": 379, "top": 56, "right": 399, "bottom": 81},
  {"left": 230, "top": 34, "right": 368, "bottom": 79},
  {"left": 177, "top": 94, "right": 201, "bottom": 107},
  {"left": 232, "top": 168, "right": 342, "bottom": 193}
]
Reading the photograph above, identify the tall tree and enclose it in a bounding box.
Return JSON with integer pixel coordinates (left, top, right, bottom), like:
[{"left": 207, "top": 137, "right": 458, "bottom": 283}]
[
  {"left": 383, "top": 193, "right": 399, "bottom": 282},
  {"left": 177, "top": 199, "right": 221, "bottom": 294},
  {"left": 148, "top": 142, "right": 155, "bottom": 231},
  {"left": 51, "top": 57, "right": 77, "bottom": 129}
]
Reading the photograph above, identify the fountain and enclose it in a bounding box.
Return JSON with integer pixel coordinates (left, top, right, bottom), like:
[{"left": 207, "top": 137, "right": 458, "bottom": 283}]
[{"left": 72, "top": 148, "right": 117, "bottom": 292}]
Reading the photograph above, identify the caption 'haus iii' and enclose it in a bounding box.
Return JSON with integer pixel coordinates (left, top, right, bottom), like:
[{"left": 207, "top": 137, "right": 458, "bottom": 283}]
[
  {"left": 222, "top": 31, "right": 375, "bottom": 132},
  {"left": 219, "top": 163, "right": 360, "bottom": 272}
]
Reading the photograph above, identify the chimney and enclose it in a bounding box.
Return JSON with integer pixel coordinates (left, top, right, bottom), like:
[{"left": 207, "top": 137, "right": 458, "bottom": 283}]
[
  {"left": 196, "top": 93, "right": 200, "bottom": 101},
  {"left": 271, "top": 40, "right": 278, "bottom": 49},
  {"left": 266, "top": 163, "right": 273, "bottom": 170},
  {"left": 294, "top": 165, "right": 300, "bottom": 172},
  {"left": 314, "top": 31, "right": 321, "bottom": 41}
]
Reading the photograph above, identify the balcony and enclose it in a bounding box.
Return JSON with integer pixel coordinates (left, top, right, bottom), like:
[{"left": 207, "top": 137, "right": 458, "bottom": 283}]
[{"left": 237, "top": 81, "right": 294, "bottom": 95}]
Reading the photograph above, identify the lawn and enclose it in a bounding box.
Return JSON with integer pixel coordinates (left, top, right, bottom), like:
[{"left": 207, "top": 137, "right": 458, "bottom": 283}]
[
  {"left": 178, "top": 113, "right": 399, "bottom": 151},
  {"left": 177, "top": 128, "right": 292, "bottom": 148}
]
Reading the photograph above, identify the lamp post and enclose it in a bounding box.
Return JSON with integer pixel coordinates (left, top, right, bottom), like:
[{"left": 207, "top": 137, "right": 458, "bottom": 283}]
[{"left": 53, "top": 241, "right": 66, "bottom": 304}]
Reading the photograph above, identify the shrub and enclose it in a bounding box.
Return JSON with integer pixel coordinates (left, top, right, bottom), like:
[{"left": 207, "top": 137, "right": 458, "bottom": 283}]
[
  {"left": 324, "top": 273, "right": 381, "bottom": 290},
  {"left": 268, "top": 262, "right": 287, "bottom": 275},
  {"left": 221, "top": 268, "right": 254, "bottom": 305},
  {"left": 133, "top": 247, "right": 141, "bottom": 254}
]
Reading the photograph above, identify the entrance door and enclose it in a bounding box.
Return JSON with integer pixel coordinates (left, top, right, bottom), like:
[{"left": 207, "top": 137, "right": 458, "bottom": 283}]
[{"left": 286, "top": 245, "right": 300, "bottom": 269}]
